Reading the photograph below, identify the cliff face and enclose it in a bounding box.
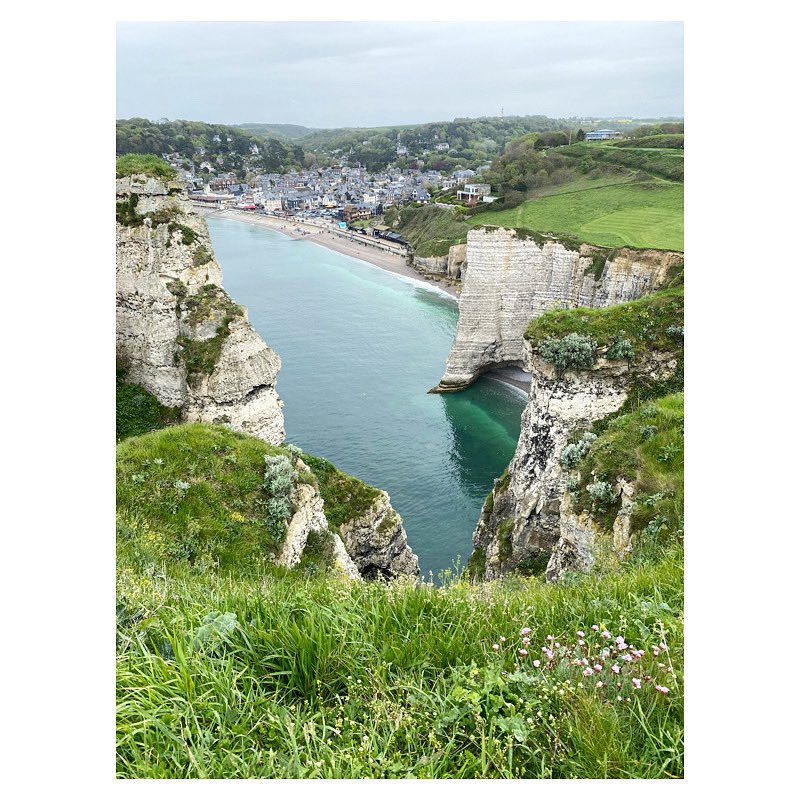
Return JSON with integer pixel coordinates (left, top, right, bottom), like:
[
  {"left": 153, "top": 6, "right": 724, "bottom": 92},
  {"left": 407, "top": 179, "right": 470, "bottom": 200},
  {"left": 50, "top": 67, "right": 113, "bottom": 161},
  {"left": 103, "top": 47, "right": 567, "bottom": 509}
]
[
  {"left": 413, "top": 242, "right": 468, "bottom": 281},
  {"left": 116, "top": 175, "right": 418, "bottom": 580},
  {"left": 471, "top": 341, "right": 679, "bottom": 582},
  {"left": 432, "top": 227, "right": 681, "bottom": 392},
  {"left": 116, "top": 175, "right": 285, "bottom": 444}
]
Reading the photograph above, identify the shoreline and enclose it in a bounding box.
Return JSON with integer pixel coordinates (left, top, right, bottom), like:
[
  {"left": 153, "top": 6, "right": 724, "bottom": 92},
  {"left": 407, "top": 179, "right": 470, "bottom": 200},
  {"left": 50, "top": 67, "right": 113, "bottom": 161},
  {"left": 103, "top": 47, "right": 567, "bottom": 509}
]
[
  {"left": 199, "top": 206, "right": 530, "bottom": 397},
  {"left": 196, "top": 206, "right": 461, "bottom": 300}
]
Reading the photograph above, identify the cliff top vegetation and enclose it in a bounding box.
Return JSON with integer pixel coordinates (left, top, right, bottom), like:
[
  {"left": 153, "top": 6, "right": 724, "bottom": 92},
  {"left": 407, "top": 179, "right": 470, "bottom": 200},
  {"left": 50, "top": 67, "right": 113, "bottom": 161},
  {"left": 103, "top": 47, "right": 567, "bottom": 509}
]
[
  {"left": 525, "top": 287, "right": 684, "bottom": 354},
  {"left": 117, "top": 506, "right": 683, "bottom": 778},
  {"left": 116, "top": 153, "right": 177, "bottom": 180}
]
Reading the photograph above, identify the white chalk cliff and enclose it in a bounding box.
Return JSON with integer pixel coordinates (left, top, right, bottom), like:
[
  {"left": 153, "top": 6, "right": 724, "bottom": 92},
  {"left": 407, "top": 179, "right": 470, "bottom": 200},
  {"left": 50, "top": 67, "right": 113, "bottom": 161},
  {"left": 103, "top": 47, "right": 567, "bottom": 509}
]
[
  {"left": 116, "top": 175, "right": 285, "bottom": 444},
  {"left": 433, "top": 227, "right": 682, "bottom": 392}
]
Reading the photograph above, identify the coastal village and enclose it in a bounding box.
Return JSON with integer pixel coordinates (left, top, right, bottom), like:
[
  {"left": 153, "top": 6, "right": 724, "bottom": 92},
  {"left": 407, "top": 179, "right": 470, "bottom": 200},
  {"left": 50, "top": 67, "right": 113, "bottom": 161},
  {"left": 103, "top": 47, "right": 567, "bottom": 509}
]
[{"left": 165, "top": 146, "right": 498, "bottom": 240}]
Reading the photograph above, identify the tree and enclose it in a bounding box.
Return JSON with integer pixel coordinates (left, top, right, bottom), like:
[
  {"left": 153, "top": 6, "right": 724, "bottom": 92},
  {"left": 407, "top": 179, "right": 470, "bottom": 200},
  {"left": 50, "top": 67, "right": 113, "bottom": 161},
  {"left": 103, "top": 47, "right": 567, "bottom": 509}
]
[{"left": 576, "top": 128, "right": 586, "bottom": 142}]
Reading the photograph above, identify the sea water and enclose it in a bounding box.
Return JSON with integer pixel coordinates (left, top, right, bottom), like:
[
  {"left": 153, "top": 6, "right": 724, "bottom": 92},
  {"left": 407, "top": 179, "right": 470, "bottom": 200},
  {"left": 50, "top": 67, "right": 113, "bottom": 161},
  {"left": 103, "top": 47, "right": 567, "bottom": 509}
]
[{"left": 206, "top": 216, "right": 526, "bottom": 577}]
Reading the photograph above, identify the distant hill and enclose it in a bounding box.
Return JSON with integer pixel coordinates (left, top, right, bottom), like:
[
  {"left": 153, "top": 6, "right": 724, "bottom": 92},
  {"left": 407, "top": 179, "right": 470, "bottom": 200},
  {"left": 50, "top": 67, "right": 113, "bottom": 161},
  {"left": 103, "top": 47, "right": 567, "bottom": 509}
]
[
  {"left": 236, "top": 122, "right": 317, "bottom": 140},
  {"left": 116, "top": 118, "right": 306, "bottom": 177}
]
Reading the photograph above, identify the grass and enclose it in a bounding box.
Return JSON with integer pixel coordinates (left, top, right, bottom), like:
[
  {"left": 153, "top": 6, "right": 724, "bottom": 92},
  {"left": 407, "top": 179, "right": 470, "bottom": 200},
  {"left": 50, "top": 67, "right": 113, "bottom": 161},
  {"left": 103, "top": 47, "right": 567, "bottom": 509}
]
[
  {"left": 116, "top": 369, "right": 182, "bottom": 441},
  {"left": 525, "top": 287, "right": 684, "bottom": 356},
  {"left": 384, "top": 204, "right": 471, "bottom": 257},
  {"left": 571, "top": 393, "right": 684, "bottom": 558},
  {"left": 117, "top": 545, "right": 684, "bottom": 778},
  {"left": 470, "top": 181, "right": 683, "bottom": 251},
  {"left": 300, "top": 452, "right": 381, "bottom": 534},
  {"left": 117, "top": 424, "right": 294, "bottom": 573},
  {"left": 116, "top": 153, "right": 177, "bottom": 180}
]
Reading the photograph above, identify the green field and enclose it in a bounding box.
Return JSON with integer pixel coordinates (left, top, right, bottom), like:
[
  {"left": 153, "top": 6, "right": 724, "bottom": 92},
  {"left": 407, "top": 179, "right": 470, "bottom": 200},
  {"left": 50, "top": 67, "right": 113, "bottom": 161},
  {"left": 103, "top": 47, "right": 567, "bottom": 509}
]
[{"left": 471, "top": 181, "right": 683, "bottom": 252}]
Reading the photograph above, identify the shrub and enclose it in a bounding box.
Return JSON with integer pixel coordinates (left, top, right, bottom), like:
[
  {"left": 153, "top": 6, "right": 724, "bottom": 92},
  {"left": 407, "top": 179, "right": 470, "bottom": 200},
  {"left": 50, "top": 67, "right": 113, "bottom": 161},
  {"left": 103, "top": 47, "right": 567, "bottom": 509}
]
[
  {"left": 587, "top": 481, "right": 617, "bottom": 509},
  {"left": 263, "top": 455, "right": 297, "bottom": 532},
  {"left": 560, "top": 432, "right": 597, "bottom": 470},
  {"left": 539, "top": 333, "right": 597, "bottom": 375},
  {"left": 606, "top": 338, "right": 635, "bottom": 361}
]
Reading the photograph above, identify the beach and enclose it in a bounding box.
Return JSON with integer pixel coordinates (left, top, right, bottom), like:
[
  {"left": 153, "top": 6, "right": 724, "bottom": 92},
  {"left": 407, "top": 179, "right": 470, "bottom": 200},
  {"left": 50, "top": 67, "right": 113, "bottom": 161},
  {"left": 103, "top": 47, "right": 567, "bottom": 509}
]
[{"left": 194, "top": 206, "right": 461, "bottom": 300}]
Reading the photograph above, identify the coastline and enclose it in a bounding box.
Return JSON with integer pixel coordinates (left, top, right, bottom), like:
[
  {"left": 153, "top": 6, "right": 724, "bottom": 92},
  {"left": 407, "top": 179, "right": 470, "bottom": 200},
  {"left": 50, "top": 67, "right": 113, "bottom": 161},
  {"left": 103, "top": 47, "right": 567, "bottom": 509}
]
[
  {"left": 196, "top": 206, "right": 460, "bottom": 300},
  {"left": 198, "top": 206, "right": 530, "bottom": 397}
]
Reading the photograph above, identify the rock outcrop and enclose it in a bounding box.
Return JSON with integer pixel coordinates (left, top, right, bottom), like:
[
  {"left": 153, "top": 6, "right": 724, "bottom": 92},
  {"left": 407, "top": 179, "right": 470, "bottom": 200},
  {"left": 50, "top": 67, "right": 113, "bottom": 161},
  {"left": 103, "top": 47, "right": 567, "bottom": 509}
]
[
  {"left": 432, "top": 227, "right": 682, "bottom": 392},
  {"left": 116, "top": 175, "right": 285, "bottom": 444},
  {"left": 471, "top": 341, "right": 679, "bottom": 582},
  {"left": 413, "top": 242, "right": 468, "bottom": 281},
  {"left": 339, "top": 492, "right": 420, "bottom": 579}
]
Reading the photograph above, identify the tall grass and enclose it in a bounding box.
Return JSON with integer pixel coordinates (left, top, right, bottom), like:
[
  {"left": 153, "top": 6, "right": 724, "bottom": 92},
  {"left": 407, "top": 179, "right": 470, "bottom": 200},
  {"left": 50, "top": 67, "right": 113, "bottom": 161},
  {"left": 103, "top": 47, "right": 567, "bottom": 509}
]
[{"left": 117, "top": 549, "right": 683, "bottom": 778}]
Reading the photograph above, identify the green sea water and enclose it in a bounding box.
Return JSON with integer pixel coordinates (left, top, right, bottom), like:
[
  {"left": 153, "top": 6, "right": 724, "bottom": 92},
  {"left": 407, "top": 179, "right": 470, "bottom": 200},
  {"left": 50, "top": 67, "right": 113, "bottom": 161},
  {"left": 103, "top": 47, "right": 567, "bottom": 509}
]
[{"left": 206, "top": 216, "right": 526, "bottom": 577}]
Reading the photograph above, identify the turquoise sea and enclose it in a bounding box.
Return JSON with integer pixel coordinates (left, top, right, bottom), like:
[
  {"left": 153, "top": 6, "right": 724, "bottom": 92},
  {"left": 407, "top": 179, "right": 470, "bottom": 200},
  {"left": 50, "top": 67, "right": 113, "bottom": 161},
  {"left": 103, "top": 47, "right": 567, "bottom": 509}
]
[{"left": 206, "top": 216, "right": 526, "bottom": 577}]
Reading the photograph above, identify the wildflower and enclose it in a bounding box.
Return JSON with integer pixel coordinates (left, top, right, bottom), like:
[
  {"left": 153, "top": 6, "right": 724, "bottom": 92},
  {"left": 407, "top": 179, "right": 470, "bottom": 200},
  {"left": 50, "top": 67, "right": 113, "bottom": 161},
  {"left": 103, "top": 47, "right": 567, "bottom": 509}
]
[
  {"left": 583, "top": 667, "right": 593, "bottom": 677},
  {"left": 578, "top": 639, "right": 586, "bottom": 646},
  {"left": 577, "top": 630, "right": 585, "bottom": 638},
  {"left": 659, "top": 642, "right": 668, "bottom": 651},
  {"left": 581, "top": 658, "right": 589, "bottom": 666},
  {"left": 492, "top": 643, "right": 500, "bottom": 652},
  {"left": 667, "top": 666, "right": 673, "bottom": 673},
  {"left": 554, "top": 642, "right": 561, "bottom": 649},
  {"left": 632, "top": 678, "right": 641, "bottom": 689},
  {"left": 546, "top": 634, "right": 554, "bottom": 641},
  {"left": 617, "top": 696, "right": 623, "bottom": 702},
  {"left": 601, "top": 648, "right": 610, "bottom": 658},
  {"left": 601, "top": 630, "right": 611, "bottom": 640},
  {"left": 545, "top": 648, "right": 554, "bottom": 661},
  {"left": 518, "top": 648, "right": 528, "bottom": 657},
  {"left": 611, "top": 664, "right": 620, "bottom": 674},
  {"left": 499, "top": 636, "right": 506, "bottom": 643},
  {"left": 658, "top": 662, "right": 666, "bottom": 669},
  {"left": 618, "top": 642, "right": 629, "bottom": 650},
  {"left": 655, "top": 685, "right": 670, "bottom": 695},
  {"left": 615, "top": 636, "right": 625, "bottom": 646},
  {"left": 596, "top": 681, "right": 603, "bottom": 689},
  {"left": 594, "top": 664, "right": 603, "bottom": 672},
  {"left": 622, "top": 653, "right": 633, "bottom": 663},
  {"left": 522, "top": 637, "right": 530, "bottom": 646},
  {"left": 591, "top": 625, "right": 600, "bottom": 631},
  {"left": 520, "top": 627, "right": 532, "bottom": 636},
  {"left": 533, "top": 660, "right": 541, "bottom": 667}
]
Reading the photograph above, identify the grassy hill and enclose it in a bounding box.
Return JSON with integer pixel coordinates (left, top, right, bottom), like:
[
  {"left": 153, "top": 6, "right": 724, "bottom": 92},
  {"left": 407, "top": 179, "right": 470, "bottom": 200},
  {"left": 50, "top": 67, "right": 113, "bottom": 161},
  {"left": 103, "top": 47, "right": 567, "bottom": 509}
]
[
  {"left": 236, "top": 122, "right": 317, "bottom": 140},
  {"left": 470, "top": 181, "right": 683, "bottom": 251}
]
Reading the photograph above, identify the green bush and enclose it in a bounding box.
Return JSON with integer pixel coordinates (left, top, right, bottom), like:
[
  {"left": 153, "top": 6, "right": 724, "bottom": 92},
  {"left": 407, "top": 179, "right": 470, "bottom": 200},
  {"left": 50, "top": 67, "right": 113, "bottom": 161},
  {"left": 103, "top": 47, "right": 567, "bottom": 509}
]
[
  {"left": 538, "top": 333, "right": 597, "bottom": 374},
  {"left": 116, "top": 153, "right": 177, "bottom": 179},
  {"left": 263, "top": 455, "right": 297, "bottom": 533},
  {"left": 606, "top": 337, "right": 635, "bottom": 361}
]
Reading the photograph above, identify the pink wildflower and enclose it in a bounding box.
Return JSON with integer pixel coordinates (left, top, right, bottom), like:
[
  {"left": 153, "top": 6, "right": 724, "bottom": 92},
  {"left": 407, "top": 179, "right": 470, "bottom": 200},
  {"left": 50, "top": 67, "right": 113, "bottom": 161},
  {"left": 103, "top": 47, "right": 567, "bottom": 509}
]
[
  {"left": 578, "top": 639, "right": 586, "bottom": 647},
  {"left": 618, "top": 642, "right": 629, "bottom": 650},
  {"left": 583, "top": 667, "right": 593, "bottom": 677},
  {"left": 518, "top": 648, "right": 528, "bottom": 657},
  {"left": 499, "top": 636, "right": 506, "bottom": 643},
  {"left": 658, "top": 663, "right": 666, "bottom": 669},
  {"left": 596, "top": 681, "right": 603, "bottom": 689},
  {"left": 533, "top": 660, "right": 541, "bottom": 668},
  {"left": 545, "top": 649, "right": 554, "bottom": 661},
  {"left": 520, "top": 627, "right": 531, "bottom": 636},
  {"left": 581, "top": 658, "right": 589, "bottom": 666},
  {"left": 601, "top": 630, "right": 611, "bottom": 640},
  {"left": 492, "top": 643, "right": 500, "bottom": 652},
  {"left": 594, "top": 664, "right": 603, "bottom": 672},
  {"left": 659, "top": 642, "right": 668, "bottom": 651},
  {"left": 611, "top": 664, "right": 620, "bottom": 674},
  {"left": 546, "top": 634, "right": 554, "bottom": 641},
  {"left": 615, "top": 636, "right": 625, "bottom": 646},
  {"left": 577, "top": 631, "right": 585, "bottom": 638},
  {"left": 655, "top": 685, "right": 670, "bottom": 695},
  {"left": 631, "top": 678, "right": 642, "bottom": 689},
  {"left": 522, "top": 637, "right": 530, "bottom": 646},
  {"left": 622, "top": 653, "right": 633, "bottom": 663},
  {"left": 591, "top": 625, "right": 600, "bottom": 632}
]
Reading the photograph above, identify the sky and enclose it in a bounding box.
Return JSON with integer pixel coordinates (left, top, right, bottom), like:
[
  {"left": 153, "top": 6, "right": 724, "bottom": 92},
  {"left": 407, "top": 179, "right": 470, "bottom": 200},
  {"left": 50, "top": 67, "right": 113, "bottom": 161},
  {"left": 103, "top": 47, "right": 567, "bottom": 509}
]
[{"left": 117, "top": 21, "right": 683, "bottom": 128}]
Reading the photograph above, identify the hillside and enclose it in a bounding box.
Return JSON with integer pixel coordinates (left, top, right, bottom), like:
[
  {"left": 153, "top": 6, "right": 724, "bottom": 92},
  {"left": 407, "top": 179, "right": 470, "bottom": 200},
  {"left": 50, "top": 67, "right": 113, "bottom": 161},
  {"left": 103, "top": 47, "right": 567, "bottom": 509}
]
[
  {"left": 116, "top": 118, "right": 305, "bottom": 177},
  {"left": 236, "top": 122, "right": 317, "bottom": 140},
  {"left": 471, "top": 181, "right": 684, "bottom": 251}
]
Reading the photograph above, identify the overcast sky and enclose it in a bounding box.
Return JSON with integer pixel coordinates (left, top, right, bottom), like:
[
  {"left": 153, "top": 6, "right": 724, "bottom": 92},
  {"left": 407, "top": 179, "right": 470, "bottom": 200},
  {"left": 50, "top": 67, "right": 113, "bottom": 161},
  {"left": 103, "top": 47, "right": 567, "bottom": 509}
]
[{"left": 116, "top": 21, "right": 683, "bottom": 128}]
